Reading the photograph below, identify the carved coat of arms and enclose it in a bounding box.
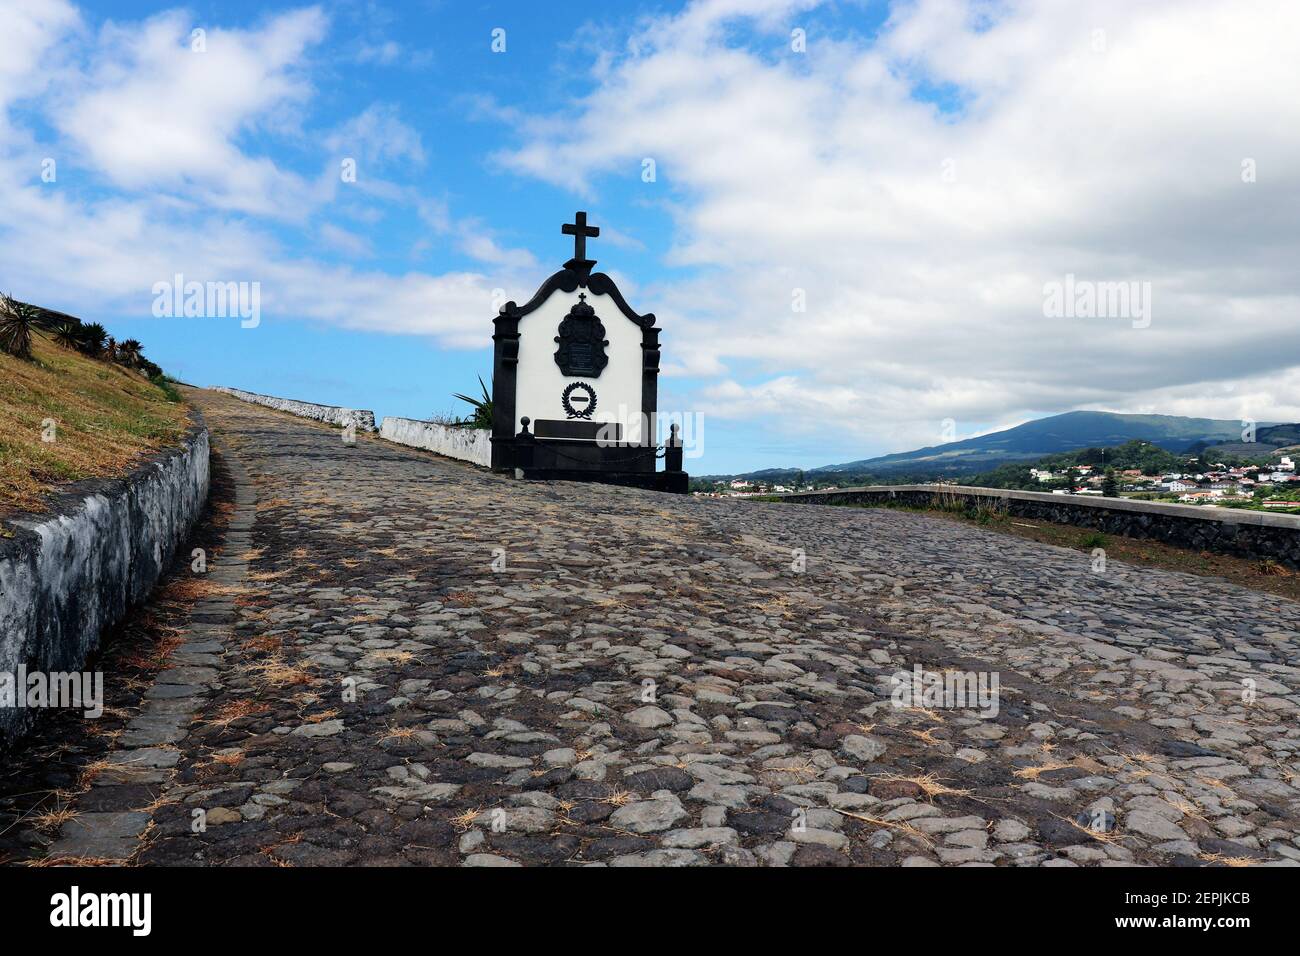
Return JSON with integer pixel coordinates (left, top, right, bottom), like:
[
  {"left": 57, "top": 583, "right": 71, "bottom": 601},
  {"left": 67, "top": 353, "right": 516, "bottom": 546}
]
[{"left": 554, "top": 293, "right": 609, "bottom": 377}]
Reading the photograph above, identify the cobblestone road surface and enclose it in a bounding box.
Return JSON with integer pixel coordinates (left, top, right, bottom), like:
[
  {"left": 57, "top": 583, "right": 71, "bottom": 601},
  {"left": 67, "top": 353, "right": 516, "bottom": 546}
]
[{"left": 51, "top": 390, "right": 1300, "bottom": 866}]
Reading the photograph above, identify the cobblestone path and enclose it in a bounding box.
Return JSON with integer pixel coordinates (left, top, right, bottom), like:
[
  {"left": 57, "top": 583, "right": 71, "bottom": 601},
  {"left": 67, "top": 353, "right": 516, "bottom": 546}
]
[{"left": 54, "top": 390, "right": 1300, "bottom": 866}]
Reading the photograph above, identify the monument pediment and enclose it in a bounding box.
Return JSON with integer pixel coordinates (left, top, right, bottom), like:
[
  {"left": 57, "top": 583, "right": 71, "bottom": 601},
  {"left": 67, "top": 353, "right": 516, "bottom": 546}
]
[{"left": 498, "top": 265, "right": 656, "bottom": 330}]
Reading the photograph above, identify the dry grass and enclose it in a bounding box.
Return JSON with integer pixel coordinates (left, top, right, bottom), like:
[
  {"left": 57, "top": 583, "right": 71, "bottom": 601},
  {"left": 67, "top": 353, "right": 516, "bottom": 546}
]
[
  {"left": 601, "top": 788, "right": 633, "bottom": 807},
  {"left": 157, "top": 577, "right": 243, "bottom": 603},
  {"left": 116, "top": 631, "right": 184, "bottom": 672},
  {"left": 908, "top": 727, "right": 944, "bottom": 745},
  {"left": 242, "top": 634, "right": 283, "bottom": 654},
  {"left": 259, "top": 831, "right": 303, "bottom": 866},
  {"left": 210, "top": 750, "right": 246, "bottom": 768},
  {"left": 450, "top": 807, "right": 483, "bottom": 832},
  {"left": 76, "top": 758, "right": 115, "bottom": 790},
  {"left": 835, "top": 808, "right": 935, "bottom": 846},
  {"left": 873, "top": 771, "right": 972, "bottom": 802},
  {"left": 202, "top": 699, "right": 271, "bottom": 730},
  {"left": 906, "top": 706, "right": 947, "bottom": 723},
  {"left": 1163, "top": 794, "right": 1210, "bottom": 823},
  {"left": 377, "top": 725, "right": 420, "bottom": 743},
  {"left": 248, "top": 656, "right": 316, "bottom": 689},
  {"left": 1052, "top": 812, "right": 1125, "bottom": 845},
  {"left": 30, "top": 804, "right": 79, "bottom": 834},
  {"left": 1256, "top": 559, "right": 1293, "bottom": 578},
  {"left": 85, "top": 724, "right": 124, "bottom": 745},
  {"left": 195, "top": 750, "right": 247, "bottom": 776},
  {"left": 133, "top": 792, "right": 179, "bottom": 814},
  {"left": 26, "top": 854, "right": 125, "bottom": 867},
  {"left": 370, "top": 649, "right": 418, "bottom": 666},
  {"left": 1106, "top": 749, "right": 1163, "bottom": 782},
  {"left": 765, "top": 760, "right": 821, "bottom": 780},
  {"left": 1012, "top": 760, "right": 1074, "bottom": 781},
  {"left": 247, "top": 569, "right": 290, "bottom": 583},
  {"left": 1194, "top": 775, "right": 1233, "bottom": 793},
  {"left": 0, "top": 334, "right": 188, "bottom": 516},
  {"left": 1199, "top": 852, "right": 1258, "bottom": 867}
]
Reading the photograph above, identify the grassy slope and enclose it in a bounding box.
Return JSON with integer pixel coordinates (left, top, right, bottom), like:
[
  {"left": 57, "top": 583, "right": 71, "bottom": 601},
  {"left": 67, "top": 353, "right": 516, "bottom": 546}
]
[{"left": 0, "top": 334, "right": 188, "bottom": 519}]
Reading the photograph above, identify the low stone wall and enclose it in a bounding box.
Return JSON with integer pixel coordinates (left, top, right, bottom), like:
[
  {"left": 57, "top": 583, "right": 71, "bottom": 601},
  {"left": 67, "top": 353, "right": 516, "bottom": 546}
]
[
  {"left": 778, "top": 484, "right": 1300, "bottom": 567},
  {"left": 380, "top": 416, "right": 491, "bottom": 467},
  {"left": 213, "top": 386, "right": 376, "bottom": 432},
  {"left": 0, "top": 425, "right": 211, "bottom": 747}
]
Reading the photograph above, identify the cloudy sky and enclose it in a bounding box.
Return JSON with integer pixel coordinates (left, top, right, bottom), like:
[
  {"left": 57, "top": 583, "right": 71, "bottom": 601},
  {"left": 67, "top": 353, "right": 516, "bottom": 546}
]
[{"left": 2, "top": 0, "right": 1298, "bottom": 473}]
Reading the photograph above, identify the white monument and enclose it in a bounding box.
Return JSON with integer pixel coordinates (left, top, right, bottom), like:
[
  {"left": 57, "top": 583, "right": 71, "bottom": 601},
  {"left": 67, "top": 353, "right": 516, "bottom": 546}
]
[{"left": 490, "top": 212, "right": 686, "bottom": 492}]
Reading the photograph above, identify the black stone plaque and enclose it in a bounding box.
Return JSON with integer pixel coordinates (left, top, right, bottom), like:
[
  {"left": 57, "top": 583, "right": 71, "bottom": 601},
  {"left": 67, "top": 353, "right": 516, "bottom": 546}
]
[{"left": 554, "top": 293, "right": 608, "bottom": 377}]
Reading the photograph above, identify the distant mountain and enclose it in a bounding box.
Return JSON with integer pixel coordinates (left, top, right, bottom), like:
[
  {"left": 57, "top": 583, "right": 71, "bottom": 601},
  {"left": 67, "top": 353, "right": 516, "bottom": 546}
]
[
  {"left": 1195, "top": 422, "right": 1300, "bottom": 460},
  {"left": 712, "top": 411, "right": 1273, "bottom": 484}
]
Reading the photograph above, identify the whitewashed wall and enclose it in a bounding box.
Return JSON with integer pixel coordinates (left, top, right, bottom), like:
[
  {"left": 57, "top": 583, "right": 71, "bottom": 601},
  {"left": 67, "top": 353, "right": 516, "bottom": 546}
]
[
  {"left": 213, "top": 386, "right": 376, "bottom": 432},
  {"left": 0, "top": 427, "right": 210, "bottom": 746},
  {"left": 515, "top": 288, "right": 644, "bottom": 441},
  {"left": 380, "top": 417, "right": 492, "bottom": 467},
  {"left": 215, "top": 386, "right": 490, "bottom": 467}
]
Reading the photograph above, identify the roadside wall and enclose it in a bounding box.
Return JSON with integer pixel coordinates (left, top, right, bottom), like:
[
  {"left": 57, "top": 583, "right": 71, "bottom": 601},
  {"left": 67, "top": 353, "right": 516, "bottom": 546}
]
[
  {"left": 213, "top": 386, "right": 376, "bottom": 432},
  {"left": 379, "top": 417, "right": 491, "bottom": 467},
  {"left": 778, "top": 484, "right": 1300, "bottom": 566},
  {"left": 0, "top": 425, "right": 210, "bottom": 746}
]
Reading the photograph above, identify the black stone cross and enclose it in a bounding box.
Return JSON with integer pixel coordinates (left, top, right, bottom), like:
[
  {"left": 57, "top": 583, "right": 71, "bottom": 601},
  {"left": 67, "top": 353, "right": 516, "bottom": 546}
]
[{"left": 562, "top": 211, "right": 600, "bottom": 261}]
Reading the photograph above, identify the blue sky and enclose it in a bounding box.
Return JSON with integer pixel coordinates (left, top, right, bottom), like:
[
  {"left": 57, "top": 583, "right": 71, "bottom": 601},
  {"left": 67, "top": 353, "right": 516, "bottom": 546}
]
[
  {"left": 67, "top": 1, "right": 707, "bottom": 429},
  {"left": 4, "top": 0, "right": 1298, "bottom": 474}
]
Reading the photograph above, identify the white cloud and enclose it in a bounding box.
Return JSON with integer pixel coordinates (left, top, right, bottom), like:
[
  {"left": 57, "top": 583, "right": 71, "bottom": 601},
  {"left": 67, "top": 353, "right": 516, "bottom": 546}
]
[
  {"left": 324, "top": 102, "right": 426, "bottom": 168},
  {"left": 55, "top": 7, "right": 330, "bottom": 217},
  {"left": 0, "top": 0, "right": 80, "bottom": 110},
  {"left": 318, "top": 223, "right": 373, "bottom": 258},
  {"left": 0, "top": 3, "right": 516, "bottom": 351},
  {"left": 500, "top": 0, "right": 1300, "bottom": 459},
  {"left": 356, "top": 40, "right": 402, "bottom": 65}
]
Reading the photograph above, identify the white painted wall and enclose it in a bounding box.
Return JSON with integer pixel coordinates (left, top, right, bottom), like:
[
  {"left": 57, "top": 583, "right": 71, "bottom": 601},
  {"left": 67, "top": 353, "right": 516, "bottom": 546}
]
[
  {"left": 514, "top": 288, "right": 644, "bottom": 442},
  {"left": 0, "top": 428, "right": 210, "bottom": 745},
  {"left": 213, "top": 386, "right": 376, "bottom": 432},
  {"left": 380, "top": 417, "right": 491, "bottom": 467}
]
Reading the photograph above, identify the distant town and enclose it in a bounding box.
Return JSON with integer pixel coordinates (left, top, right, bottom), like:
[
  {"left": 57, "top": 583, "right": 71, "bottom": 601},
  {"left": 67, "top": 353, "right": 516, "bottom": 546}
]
[{"left": 694, "top": 442, "right": 1300, "bottom": 515}]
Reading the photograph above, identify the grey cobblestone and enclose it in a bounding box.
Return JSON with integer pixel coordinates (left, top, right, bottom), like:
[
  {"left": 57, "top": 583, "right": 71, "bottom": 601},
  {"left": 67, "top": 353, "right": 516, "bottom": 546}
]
[{"left": 54, "top": 389, "right": 1300, "bottom": 867}]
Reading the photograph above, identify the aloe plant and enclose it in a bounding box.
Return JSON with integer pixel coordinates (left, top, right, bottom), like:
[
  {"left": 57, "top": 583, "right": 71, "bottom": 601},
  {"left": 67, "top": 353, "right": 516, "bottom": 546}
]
[
  {"left": 52, "top": 319, "right": 83, "bottom": 350},
  {"left": 78, "top": 322, "right": 107, "bottom": 356},
  {"left": 117, "top": 339, "right": 144, "bottom": 368},
  {"left": 451, "top": 376, "right": 493, "bottom": 429},
  {"left": 0, "top": 293, "right": 38, "bottom": 360}
]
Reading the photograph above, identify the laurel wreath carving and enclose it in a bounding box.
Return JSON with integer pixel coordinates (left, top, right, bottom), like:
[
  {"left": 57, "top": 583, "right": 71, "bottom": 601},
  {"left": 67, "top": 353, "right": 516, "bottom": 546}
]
[{"left": 561, "top": 381, "right": 597, "bottom": 420}]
